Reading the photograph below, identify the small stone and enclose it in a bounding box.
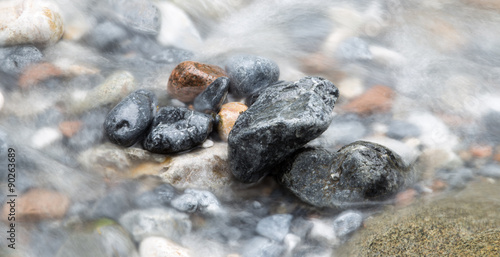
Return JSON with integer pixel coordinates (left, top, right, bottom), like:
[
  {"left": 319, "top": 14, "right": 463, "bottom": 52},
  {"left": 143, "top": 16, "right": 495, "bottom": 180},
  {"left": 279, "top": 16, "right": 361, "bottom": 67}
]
[
  {"left": 336, "top": 37, "right": 372, "bottom": 62},
  {"left": 59, "top": 121, "right": 83, "bottom": 138},
  {"left": 470, "top": 144, "right": 493, "bottom": 159},
  {"left": 308, "top": 219, "right": 338, "bottom": 246},
  {"left": 143, "top": 106, "right": 213, "bottom": 153},
  {"left": 225, "top": 54, "right": 280, "bottom": 98},
  {"left": 333, "top": 211, "right": 363, "bottom": 238},
  {"left": 430, "top": 179, "right": 448, "bottom": 192},
  {"left": 110, "top": 0, "right": 162, "bottom": 35},
  {"left": 395, "top": 188, "right": 418, "bottom": 208},
  {"left": 151, "top": 47, "right": 193, "bottom": 64},
  {"left": 241, "top": 236, "right": 286, "bottom": 257},
  {"left": 104, "top": 89, "right": 158, "bottom": 147},
  {"left": 478, "top": 164, "right": 500, "bottom": 178},
  {"left": 31, "top": 126, "right": 62, "bottom": 149},
  {"left": 171, "top": 189, "right": 221, "bottom": 215},
  {"left": 193, "top": 76, "right": 230, "bottom": 113},
  {"left": 78, "top": 143, "right": 131, "bottom": 177},
  {"left": 256, "top": 214, "right": 293, "bottom": 242},
  {"left": 0, "top": 45, "right": 43, "bottom": 75},
  {"left": 0, "top": 0, "right": 64, "bottom": 46},
  {"left": 229, "top": 76, "right": 338, "bottom": 183},
  {"left": 167, "top": 61, "right": 227, "bottom": 103},
  {"left": 342, "top": 85, "right": 394, "bottom": 115},
  {"left": 386, "top": 120, "right": 421, "bottom": 140},
  {"left": 139, "top": 237, "right": 191, "bottom": 257},
  {"left": 156, "top": 1, "right": 202, "bottom": 51},
  {"left": 84, "top": 21, "right": 128, "bottom": 51},
  {"left": 18, "top": 62, "right": 63, "bottom": 88},
  {"left": 2, "top": 188, "right": 69, "bottom": 221},
  {"left": 217, "top": 102, "right": 248, "bottom": 141}
]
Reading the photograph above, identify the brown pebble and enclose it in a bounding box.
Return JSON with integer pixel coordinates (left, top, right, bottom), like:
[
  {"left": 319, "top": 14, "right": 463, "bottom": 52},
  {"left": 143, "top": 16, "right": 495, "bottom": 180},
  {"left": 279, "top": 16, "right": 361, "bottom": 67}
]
[
  {"left": 470, "top": 144, "right": 493, "bottom": 159},
  {"left": 18, "top": 62, "right": 63, "bottom": 88},
  {"left": 167, "top": 61, "right": 227, "bottom": 103},
  {"left": 431, "top": 179, "right": 448, "bottom": 192},
  {"left": 58, "top": 121, "right": 83, "bottom": 138},
  {"left": 217, "top": 102, "right": 248, "bottom": 141},
  {"left": 342, "top": 85, "right": 394, "bottom": 115},
  {"left": 2, "top": 188, "right": 70, "bottom": 221},
  {"left": 395, "top": 188, "right": 418, "bottom": 208}
]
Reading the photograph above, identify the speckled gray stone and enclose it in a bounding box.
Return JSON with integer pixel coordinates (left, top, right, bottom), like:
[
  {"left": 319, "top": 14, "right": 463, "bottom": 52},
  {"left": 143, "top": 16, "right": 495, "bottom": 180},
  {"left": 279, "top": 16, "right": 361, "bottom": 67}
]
[
  {"left": 104, "top": 89, "right": 157, "bottom": 147},
  {"left": 277, "top": 141, "right": 413, "bottom": 208},
  {"left": 0, "top": 45, "right": 43, "bottom": 75},
  {"left": 225, "top": 54, "right": 280, "bottom": 98},
  {"left": 228, "top": 76, "right": 338, "bottom": 183},
  {"left": 256, "top": 214, "right": 293, "bottom": 242},
  {"left": 193, "top": 76, "right": 230, "bottom": 113}
]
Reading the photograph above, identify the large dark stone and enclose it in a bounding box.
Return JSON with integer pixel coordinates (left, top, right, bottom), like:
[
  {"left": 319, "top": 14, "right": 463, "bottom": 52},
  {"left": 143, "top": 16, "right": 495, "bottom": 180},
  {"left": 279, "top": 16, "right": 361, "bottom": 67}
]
[
  {"left": 277, "top": 141, "right": 414, "bottom": 208},
  {"left": 143, "top": 106, "right": 213, "bottom": 153},
  {"left": 228, "top": 76, "right": 339, "bottom": 183}
]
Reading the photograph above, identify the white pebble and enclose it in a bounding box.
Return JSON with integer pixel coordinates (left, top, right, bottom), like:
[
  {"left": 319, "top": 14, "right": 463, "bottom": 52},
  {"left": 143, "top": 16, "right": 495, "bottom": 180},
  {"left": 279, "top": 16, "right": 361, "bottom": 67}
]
[
  {"left": 202, "top": 140, "right": 214, "bottom": 148},
  {"left": 32, "top": 127, "right": 62, "bottom": 149},
  {"left": 308, "top": 219, "right": 338, "bottom": 247}
]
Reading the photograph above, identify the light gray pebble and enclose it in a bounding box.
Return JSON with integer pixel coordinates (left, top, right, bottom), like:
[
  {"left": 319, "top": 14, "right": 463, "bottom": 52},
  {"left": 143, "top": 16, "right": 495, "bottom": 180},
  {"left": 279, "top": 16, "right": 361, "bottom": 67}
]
[
  {"left": 256, "top": 214, "right": 293, "bottom": 242},
  {"left": 333, "top": 211, "right": 363, "bottom": 238}
]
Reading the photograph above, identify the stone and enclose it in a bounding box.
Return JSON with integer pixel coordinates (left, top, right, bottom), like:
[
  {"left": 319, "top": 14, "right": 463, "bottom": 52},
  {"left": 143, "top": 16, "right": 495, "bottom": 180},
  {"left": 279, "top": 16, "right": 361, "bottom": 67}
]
[
  {"left": 106, "top": 0, "right": 161, "bottom": 35},
  {"left": 143, "top": 106, "right": 213, "bottom": 154},
  {"left": 151, "top": 47, "right": 193, "bottom": 64},
  {"left": 193, "top": 76, "right": 230, "bottom": 113},
  {"left": 171, "top": 189, "right": 222, "bottom": 215},
  {"left": 436, "top": 168, "right": 474, "bottom": 189},
  {"left": 0, "top": 0, "right": 64, "bottom": 46},
  {"left": 93, "top": 223, "right": 139, "bottom": 257},
  {"left": 255, "top": 214, "right": 293, "bottom": 242},
  {"left": 241, "top": 236, "right": 285, "bottom": 257},
  {"left": 469, "top": 144, "right": 493, "bottom": 158},
  {"left": 78, "top": 143, "right": 131, "bottom": 177},
  {"left": 333, "top": 211, "right": 363, "bottom": 238},
  {"left": 478, "top": 164, "right": 500, "bottom": 178},
  {"left": 156, "top": 1, "right": 202, "bottom": 51},
  {"left": 59, "top": 121, "right": 83, "bottom": 138},
  {"left": 18, "top": 62, "right": 63, "bottom": 88},
  {"left": 308, "top": 219, "right": 338, "bottom": 246},
  {"left": 342, "top": 85, "right": 394, "bottom": 115},
  {"left": 386, "top": 120, "right": 421, "bottom": 140},
  {"left": 407, "top": 112, "right": 458, "bottom": 149},
  {"left": 134, "top": 183, "right": 178, "bottom": 208},
  {"left": 229, "top": 76, "right": 339, "bottom": 183},
  {"left": 119, "top": 208, "right": 191, "bottom": 243},
  {"left": 2, "top": 188, "right": 69, "bottom": 221},
  {"left": 482, "top": 111, "right": 500, "bottom": 143},
  {"left": 277, "top": 141, "right": 413, "bottom": 208},
  {"left": 104, "top": 89, "right": 158, "bottom": 147},
  {"left": 217, "top": 102, "right": 248, "bottom": 141},
  {"left": 0, "top": 45, "right": 43, "bottom": 75},
  {"left": 139, "top": 237, "right": 191, "bottom": 257},
  {"left": 168, "top": 61, "right": 227, "bottom": 103},
  {"left": 336, "top": 37, "right": 372, "bottom": 62},
  {"left": 225, "top": 54, "right": 280, "bottom": 98},
  {"left": 31, "top": 126, "right": 62, "bottom": 149},
  {"left": 84, "top": 21, "right": 128, "bottom": 51},
  {"left": 56, "top": 233, "right": 108, "bottom": 257}
]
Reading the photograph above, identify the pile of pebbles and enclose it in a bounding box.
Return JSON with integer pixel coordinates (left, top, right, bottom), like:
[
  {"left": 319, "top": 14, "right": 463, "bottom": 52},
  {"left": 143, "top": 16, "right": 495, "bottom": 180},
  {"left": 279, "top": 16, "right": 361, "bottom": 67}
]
[{"left": 1, "top": 0, "right": 500, "bottom": 256}]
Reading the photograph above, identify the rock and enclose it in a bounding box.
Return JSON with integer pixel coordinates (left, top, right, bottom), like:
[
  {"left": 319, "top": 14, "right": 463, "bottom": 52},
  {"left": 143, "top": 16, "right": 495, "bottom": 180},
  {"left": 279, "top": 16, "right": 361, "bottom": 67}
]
[
  {"left": 308, "top": 219, "right": 338, "bottom": 246},
  {"left": 2, "top": 188, "right": 69, "bottom": 221},
  {"left": 193, "top": 76, "right": 230, "bottom": 113},
  {"left": 119, "top": 208, "right": 191, "bottom": 243},
  {"left": 18, "top": 62, "right": 63, "bottom": 88},
  {"left": 436, "top": 168, "right": 474, "bottom": 189},
  {"left": 482, "top": 111, "right": 500, "bottom": 143},
  {"left": 229, "top": 76, "right": 339, "bottom": 183},
  {"left": 171, "top": 189, "right": 222, "bottom": 215},
  {"left": 469, "top": 144, "right": 493, "bottom": 159},
  {"left": 415, "top": 147, "right": 463, "bottom": 181},
  {"left": 143, "top": 106, "right": 213, "bottom": 153},
  {"left": 78, "top": 143, "right": 131, "bottom": 177},
  {"left": 217, "top": 102, "right": 248, "bottom": 141},
  {"left": 241, "top": 236, "right": 286, "bottom": 257},
  {"left": 156, "top": 1, "right": 202, "bottom": 51},
  {"left": 333, "top": 211, "right": 363, "bottom": 238},
  {"left": 225, "top": 54, "right": 280, "bottom": 98},
  {"left": 139, "top": 237, "right": 191, "bottom": 257},
  {"left": 478, "top": 164, "right": 500, "bottom": 178},
  {"left": 134, "top": 183, "right": 178, "bottom": 209},
  {"left": 278, "top": 141, "right": 413, "bottom": 208},
  {"left": 407, "top": 112, "right": 458, "bottom": 149},
  {"left": 342, "top": 85, "right": 394, "bottom": 115},
  {"left": 106, "top": 0, "right": 161, "bottom": 35},
  {"left": 59, "top": 121, "right": 83, "bottom": 138},
  {"left": 0, "top": 45, "right": 43, "bottom": 75},
  {"left": 386, "top": 120, "right": 421, "bottom": 140},
  {"left": 94, "top": 223, "right": 139, "bottom": 257},
  {"left": 104, "top": 89, "right": 158, "bottom": 147},
  {"left": 362, "top": 136, "right": 420, "bottom": 165},
  {"left": 168, "top": 61, "right": 227, "bottom": 103},
  {"left": 336, "top": 37, "right": 372, "bottom": 62},
  {"left": 0, "top": 0, "right": 64, "bottom": 46},
  {"left": 255, "top": 214, "right": 293, "bottom": 242},
  {"left": 84, "top": 21, "right": 128, "bottom": 51},
  {"left": 150, "top": 47, "right": 193, "bottom": 64},
  {"left": 66, "top": 109, "right": 107, "bottom": 151},
  {"left": 31, "top": 126, "right": 63, "bottom": 149}
]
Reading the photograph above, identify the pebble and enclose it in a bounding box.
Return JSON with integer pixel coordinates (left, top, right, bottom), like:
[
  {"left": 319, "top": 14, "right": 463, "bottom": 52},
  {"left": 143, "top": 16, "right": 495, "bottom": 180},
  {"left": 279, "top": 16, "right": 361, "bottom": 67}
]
[
  {"left": 278, "top": 141, "right": 413, "bottom": 208},
  {"left": 241, "top": 236, "right": 285, "bottom": 257},
  {"left": 171, "top": 189, "right": 222, "bottom": 215},
  {"left": 225, "top": 54, "right": 280, "bottom": 98},
  {"left": 386, "top": 120, "right": 421, "bottom": 140},
  {"left": 336, "top": 37, "right": 372, "bottom": 62},
  {"left": 84, "top": 21, "right": 128, "bottom": 51},
  {"left": 0, "top": 45, "right": 43, "bottom": 75},
  {"left": 2, "top": 188, "right": 69, "bottom": 221},
  {"left": 92, "top": 223, "right": 139, "bottom": 257},
  {"left": 151, "top": 47, "right": 193, "bottom": 64},
  {"left": 333, "top": 211, "right": 363, "bottom": 238},
  {"left": 255, "top": 214, "right": 293, "bottom": 242},
  {"left": 0, "top": 0, "right": 64, "bottom": 46},
  {"left": 134, "top": 183, "right": 177, "bottom": 209},
  {"left": 56, "top": 233, "right": 109, "bottom": 257},
  {"left": 229, "top": 76, "right": 339, "bottom": 183},
  {"left": 107, "top": 0, "right": 161, "bottom": 35},
  {"left": 58, "top": 121, "right": 83, "bottom": 138},
  {"left": 78, "top": 143, "right": 131, "bottom": 177},
  {"left": 342, "top": 85, "right": 395, "bottom": 115},
  {"left": 31, "top": 126, "right": 62, "bottom": 149},
  {"left": 119, "top": 208, "right": 192, "bottom": 243},
  {"left": 308, "top": 219, "right": 338, "bottom": 246},
  {"left": 139, "top": 237, "right": 191, "bottom": 257},
  {"left": 478, "top": 163, "right": 500, "bottom": 178},
  {"left": 18, "top": 62, "right": 63, "bottom": 88},
  {"left": 104, "top": 89, "right": 158, "bottom": 147},
  {"left": 193, "top": 76, "right": 230, "bottom": 113},
  {"left": 407, "top": 112, "right": 458, "bottom": 149},
  {"left": 168, "top": 61, "right": 227, "bottom": 103},
  {"left": 436, "top": 168, "right": 474, "bottom": 189},
  {"left": 217, "top": 102, "right": 248, "bottom": 141}
]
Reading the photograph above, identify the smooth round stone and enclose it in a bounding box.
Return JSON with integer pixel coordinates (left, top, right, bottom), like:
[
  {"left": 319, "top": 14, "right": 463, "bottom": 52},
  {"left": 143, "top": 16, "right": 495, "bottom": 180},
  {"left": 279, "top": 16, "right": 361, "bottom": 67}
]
[
  {"left": 193, "top": 76, "right": 230, "bottom": 113},
  {"left": 105, "top": 0, "right": 161, "bottom": 35},
  {"left": 256, "top": 214, "right": 293, "bottom": 242},
  {"left": 217, "top": 102, "right": 248, "bottom": 141},
  {"left": 167, "top": 61, "right": 227, "bottom": 103},
  {"left": 171, "top": 189, "right": 221, "bottom": 215},
  {"left": 143, "top": 106, "right": 213, "bottom": 153},
  {"left": 0, "top": 0, "right": 64, "bottom": 46},
  {"left": 0, "top": 45, "right": 43, "bottom": 75},
  {"left": 386, "top": 120, "right": 421, "bottom": 140},
  {"left": 333, "top": 211, "right": 363, "bottom": 238},
  {"left": 104, "top": 89, "right": 158, "bottom": 147},
  {"left": 225, "top": 54, "right": 280, "bottom": 98}
]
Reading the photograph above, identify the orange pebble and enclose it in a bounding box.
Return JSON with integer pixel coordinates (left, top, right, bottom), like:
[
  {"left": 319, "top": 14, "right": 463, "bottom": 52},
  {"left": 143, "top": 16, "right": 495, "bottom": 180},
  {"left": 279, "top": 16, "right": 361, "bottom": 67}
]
[{"left": 217, "top": 102, "right": 248, "bottom": 141}]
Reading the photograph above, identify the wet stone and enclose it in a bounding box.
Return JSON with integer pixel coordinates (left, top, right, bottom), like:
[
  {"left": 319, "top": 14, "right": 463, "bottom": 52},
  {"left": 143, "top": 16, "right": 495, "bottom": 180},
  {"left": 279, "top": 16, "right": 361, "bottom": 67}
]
[
  {"left": 229, "top": 76, "right": 339, "bottom": 183},
  {"left": 277, "top": 141, "right": 413, "bottom": 208},
  {"left": 104, "top": 89, "right": 157, "bottom": 147},
  {"left": 336, "top": 37, "right": 372, "bottom": 62},
  {"left": 386, "top": 120, "right": 421, "bottom": 140},
  {"left": 168, "top": 61, "right": 227, "bottom": 103},
  {"left": 217, "top": 102, "right": 248, "bottom": 141},
  {"left": 256, "top": 214, "right": 293, "bottom": 242},
  {"left": 84, "top": 21, "right": 128, "bottom": 51},
  {"left": 143, "top": 106, "right": 213, "bottom": 154},
  {"left": 333, "top": 211, "right": 363, "bottom": 238},
  {"left": 193, "top": 76, "right": 230, "bottom": 113},
  {"left": 0, "top": 45, "right": 43, "bottom": 75},
  {"left": 134, "top": 183, "right": 178, "bottom": 209},
  {"left": 171, "top": 189, "right": 221, "bottom": 215},
  {"left": 225, "top": 54, "right": 280, "bottom": 98},
  {"left": 108, "top": 0, "right": 162, "bottom": 35},
  {"left": 150, "top": 47, "right": 193, "bottom": 64}
]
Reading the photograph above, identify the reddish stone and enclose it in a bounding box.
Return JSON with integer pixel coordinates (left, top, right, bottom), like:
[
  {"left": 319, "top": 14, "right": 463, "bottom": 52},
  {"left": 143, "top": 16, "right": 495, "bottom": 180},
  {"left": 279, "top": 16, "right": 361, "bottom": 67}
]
[
  {"left": 58, "top": 120, "right": 82, "bottom": 138},
  {"left": 431, "top": 179, "right": 448, "bottom": 192},
  {"left": 167, "top": 61, "right": 227, "bottom": 103},
  {"left": 217, "top": 102, "right": 248, "bottom": 141},
  {"left": 395, "top": 188, "right": 418, "bottom": 208},
  {"left": 2, "top": 188, "right": 70, "bottom": 221},
  {"left": 469, "top": 144, "right": 493, "bottom": 159},
  {"left": 342, "top": 85, "right": 395, "bottom": 115},
  {"left": 18, "top": 62, "right": 63, "bottom": 88}
]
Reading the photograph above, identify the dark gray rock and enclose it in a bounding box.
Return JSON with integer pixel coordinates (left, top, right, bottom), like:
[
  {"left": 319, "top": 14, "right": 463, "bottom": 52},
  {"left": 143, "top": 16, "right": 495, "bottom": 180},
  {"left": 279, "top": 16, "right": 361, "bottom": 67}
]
[
  {"left": 193, "top": 76, "right": 230, "bottom": 113},
  {"left": 241, "top": 236, "right": 286, "bottom": 257},
  {"left": 0, "top": 45, "right": 43, "bottom": 75},
  {"left": 225, "top": 54, "right": 280, "bottom": 98},
  {"left": 228, "top": 76, "right": 339, "bottom": 183},
  {"left": 104, "top": 89, "right": 157, "bottom": 147},
  {"left": 256, "top": 214, "right": 293, "bottom": 242},
  {"left": 386, "top": 120, "right": 421, "bottom": 140},
  {"left": 333, "top": 211, "right": 363, "bottom": 238},
  {"left": 143, "top": 106, "right": 213, "bottom": 153},
  {"left": 277, "top": 141, "right": 413, "bottom": 208}
]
